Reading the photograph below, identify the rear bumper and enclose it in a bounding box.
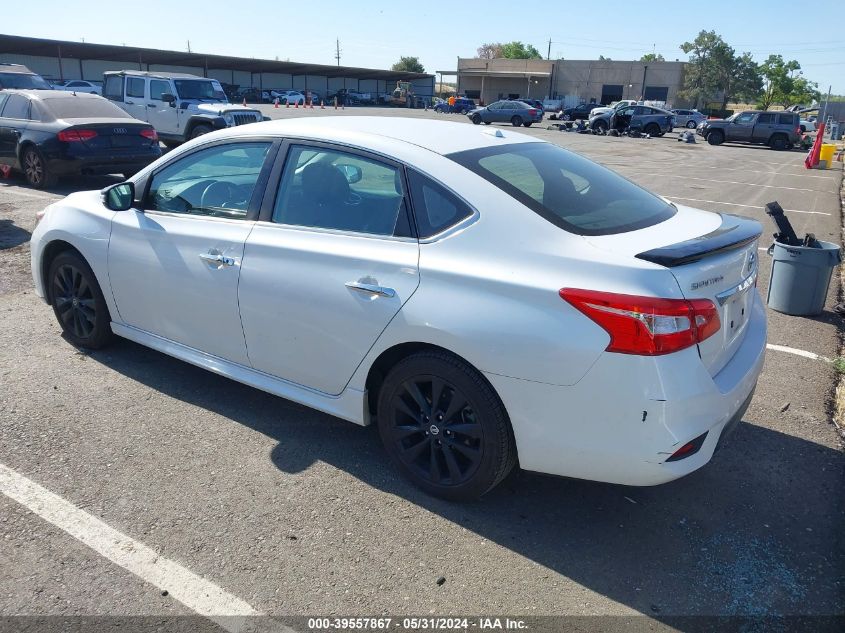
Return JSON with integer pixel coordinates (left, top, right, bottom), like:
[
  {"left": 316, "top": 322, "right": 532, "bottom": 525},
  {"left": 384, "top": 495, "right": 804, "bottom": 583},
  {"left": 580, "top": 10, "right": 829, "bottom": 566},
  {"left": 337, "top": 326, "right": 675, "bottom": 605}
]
[
  {"left": 47, "top": 150, "right": 160, "bottom": 177},
  {"left": 485, "top": 291, "right": 767, "bottom": 486}
]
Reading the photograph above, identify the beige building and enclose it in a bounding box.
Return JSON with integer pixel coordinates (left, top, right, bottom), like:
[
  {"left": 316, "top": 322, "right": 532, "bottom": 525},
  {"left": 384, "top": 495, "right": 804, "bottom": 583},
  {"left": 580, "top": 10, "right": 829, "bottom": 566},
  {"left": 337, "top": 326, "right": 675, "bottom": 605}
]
[{"left": 457, "top": 58, "right": 689, "bottom": 108}]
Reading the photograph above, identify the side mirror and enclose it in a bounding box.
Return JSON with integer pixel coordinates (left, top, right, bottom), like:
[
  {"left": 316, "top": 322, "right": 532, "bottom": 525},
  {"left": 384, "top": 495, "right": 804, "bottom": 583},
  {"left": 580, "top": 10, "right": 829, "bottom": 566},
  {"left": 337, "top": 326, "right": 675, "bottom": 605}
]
[
  {"left": 102, "top": 182, "right": 135, "bottom": 211},
  {"left": 161, "top": 93, "right": 176, "bottom": 104},
  {"left": 336, "top": 164, "right": 363, "bottom": 184}
]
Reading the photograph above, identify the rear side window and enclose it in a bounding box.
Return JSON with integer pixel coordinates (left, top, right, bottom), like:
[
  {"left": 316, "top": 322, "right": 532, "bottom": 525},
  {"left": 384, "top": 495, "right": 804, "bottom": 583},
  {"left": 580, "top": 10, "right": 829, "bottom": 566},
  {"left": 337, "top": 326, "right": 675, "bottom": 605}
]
[
  {"left": 407, "top": 170, "right": 473, "bottom": 238},
  {"left": 778, "top": 113, "right": 796, "bottom": 125},
  {"left": 103, "top": 75, "right": 123, "bottom": 100},
  {"left": 0, "top": 95, "right": 30, "bottom": 119},
  {"left": 448, "top": 143, "right": 675, "bottom": 236},
  {"left": 126, "top": 77, "right": 145, "bottom": 98}
]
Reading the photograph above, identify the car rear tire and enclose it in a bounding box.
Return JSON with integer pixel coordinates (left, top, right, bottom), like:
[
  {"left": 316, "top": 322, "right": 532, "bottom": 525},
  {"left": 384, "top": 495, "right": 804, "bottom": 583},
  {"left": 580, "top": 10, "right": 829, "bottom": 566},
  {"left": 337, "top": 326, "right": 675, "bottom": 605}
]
[
  {"left": 190, "top": 124, "right": 213, "bottom": 139},
  {"left": 523, "top": 122, "right": 532, "bottom": 127},
  {"left": 471, "top": 114, "right": 481, "bottom": 125},
  {"left": 769, "top": 135, "right": 788, "bottom": 151},
  {"left": 483, "top": 121, "right": 491, "bottom": 125},
  {"left": 48, "top": 252, "right": 113, "bottom": 350},
  {"left": 376, "top": 350, "right": 516, "bottom": 501},
  {"left": 645, "top": 123, "right": 661, "bottom": 137},
  {"left": 686, "top": 120, "right": 697, "bottom": 129},
  {"left": 22, "top": 147, "right": 57, "bottom": 189},
  {"left": 591, "top": 119, "right": 608, "bottom": 132},
  {"left": 707, "top": 130, "right": 724, "bottom": 145},
  {"left": 511, "top": 116, "right": 523, "bottom": 127}
]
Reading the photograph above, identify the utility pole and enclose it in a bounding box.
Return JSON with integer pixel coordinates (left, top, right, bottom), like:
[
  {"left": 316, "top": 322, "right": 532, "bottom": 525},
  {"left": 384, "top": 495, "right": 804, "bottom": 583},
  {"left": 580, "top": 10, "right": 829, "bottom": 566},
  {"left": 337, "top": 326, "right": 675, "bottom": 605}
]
[
  {"left": 187, "top": 40, "right": 191, "bottom": 53},
  {"left": 334, "top": 39, "right": 341, "bottom": 66},
  {"left": 547, "top": 39, "right": 551, "bottom": 61}
]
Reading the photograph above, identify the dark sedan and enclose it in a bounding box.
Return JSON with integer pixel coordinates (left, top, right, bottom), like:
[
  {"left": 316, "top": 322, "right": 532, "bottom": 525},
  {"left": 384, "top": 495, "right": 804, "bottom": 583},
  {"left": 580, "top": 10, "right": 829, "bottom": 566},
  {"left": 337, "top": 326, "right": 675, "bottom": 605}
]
[
  {"left": 467, "top": 100, "right": 543, "bottom": 127},
  {"left": 561, "top": 103, "right": 604, "bottom": 121},
  {"left": 0, "top": 90, "right": 161, "bottom": 188}
]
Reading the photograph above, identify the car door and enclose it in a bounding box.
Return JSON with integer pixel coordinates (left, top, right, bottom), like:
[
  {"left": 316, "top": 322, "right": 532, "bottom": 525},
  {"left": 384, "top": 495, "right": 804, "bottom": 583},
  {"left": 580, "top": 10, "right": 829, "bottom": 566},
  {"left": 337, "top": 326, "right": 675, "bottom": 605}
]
[
  {"left": 238, "top": 141, "right": 420, "bottom": 395},
  {"left": 752, "top": 112, "right": 776, "bottom": 142},
  {"left": 147, "top": 78, "right": 177, "bottom": 134},
  {"left": 123, "top": 76, "right": 149, "bottom": 122},
  {"left": 0, "top": 93, "right": 29, "bottom": 166},
  {"left": 108, "top": 139, "right": 278, "bottom": 365},
  {"left": 728, "top": 112, "right": 756, "bottom": 142}
]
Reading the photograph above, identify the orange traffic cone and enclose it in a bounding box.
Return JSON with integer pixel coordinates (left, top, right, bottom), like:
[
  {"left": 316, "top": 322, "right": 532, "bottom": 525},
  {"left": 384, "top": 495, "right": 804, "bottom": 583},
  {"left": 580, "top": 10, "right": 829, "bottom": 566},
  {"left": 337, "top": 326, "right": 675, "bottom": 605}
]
[
  {"left": 295, "top": 101, "right": 299, "bottom": 109},
  {"left": 320, "top": 101, "right": 325, "bottom": 109},
  {"left": 286, "top": 101, "right": 289, "bottom": 108},
  {"left": 274, "top": 98, "right": 279, "bottom": 109}
]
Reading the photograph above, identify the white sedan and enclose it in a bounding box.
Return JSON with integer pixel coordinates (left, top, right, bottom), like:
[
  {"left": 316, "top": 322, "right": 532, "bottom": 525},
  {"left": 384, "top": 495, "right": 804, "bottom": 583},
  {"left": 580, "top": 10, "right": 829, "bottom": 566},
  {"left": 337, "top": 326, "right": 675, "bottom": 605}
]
[
  {"left": 30, "top": 118, "right": 766, "bottom": 500},
  {"left": 53, "top": 79, "right": 102, "bottom": 95}
]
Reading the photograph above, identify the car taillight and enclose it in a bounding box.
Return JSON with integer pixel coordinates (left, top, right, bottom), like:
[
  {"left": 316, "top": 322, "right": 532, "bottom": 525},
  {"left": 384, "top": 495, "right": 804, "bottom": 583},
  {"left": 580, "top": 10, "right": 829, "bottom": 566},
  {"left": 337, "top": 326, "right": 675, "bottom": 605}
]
[
  {"left": 140, "top": 128, "right": 158, "bottom": 141},
  {"left": 559, "top": 289, "right": 720, "bottom": 356},
  {"left": 57, "top": 129, "right": 98, "bottom": 142},
  {"left": 529, "top": 109, "right": 537, "bottom": 115}
]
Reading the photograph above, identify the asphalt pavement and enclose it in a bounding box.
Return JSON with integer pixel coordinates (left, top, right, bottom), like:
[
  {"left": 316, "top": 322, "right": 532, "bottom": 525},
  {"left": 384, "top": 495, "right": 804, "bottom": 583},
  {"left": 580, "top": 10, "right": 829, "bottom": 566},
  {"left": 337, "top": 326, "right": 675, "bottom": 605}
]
[{"left": 0, "top": 107, "right": 843, "bottom": 631}]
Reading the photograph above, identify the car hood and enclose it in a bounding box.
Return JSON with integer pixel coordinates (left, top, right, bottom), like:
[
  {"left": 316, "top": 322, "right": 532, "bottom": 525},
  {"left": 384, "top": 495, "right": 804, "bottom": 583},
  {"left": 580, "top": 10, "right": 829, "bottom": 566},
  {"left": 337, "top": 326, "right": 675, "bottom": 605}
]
[{"left": 192, "top": 102, "right": 261, "bottom": 115}]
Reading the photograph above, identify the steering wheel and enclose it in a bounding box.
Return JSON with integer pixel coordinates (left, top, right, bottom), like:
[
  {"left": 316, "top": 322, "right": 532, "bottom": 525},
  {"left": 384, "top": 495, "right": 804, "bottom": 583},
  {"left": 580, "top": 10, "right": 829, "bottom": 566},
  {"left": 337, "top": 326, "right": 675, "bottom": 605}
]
[{"left": 200, "top": 181, "right": 238, "bottom": 211}]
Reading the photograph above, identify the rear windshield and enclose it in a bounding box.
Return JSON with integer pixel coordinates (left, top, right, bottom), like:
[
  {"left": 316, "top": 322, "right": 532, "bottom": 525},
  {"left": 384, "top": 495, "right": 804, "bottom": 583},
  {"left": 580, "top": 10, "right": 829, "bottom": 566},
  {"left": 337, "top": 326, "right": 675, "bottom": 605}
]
[
  {"left": 0, "top": 72, "right": 52, "bottom": 90},
  {"left": 447, "top": 142, "right": 676, "bottom": 235},
  {"left": 42, "top": 97, "right": 131, "bottom": 119}
]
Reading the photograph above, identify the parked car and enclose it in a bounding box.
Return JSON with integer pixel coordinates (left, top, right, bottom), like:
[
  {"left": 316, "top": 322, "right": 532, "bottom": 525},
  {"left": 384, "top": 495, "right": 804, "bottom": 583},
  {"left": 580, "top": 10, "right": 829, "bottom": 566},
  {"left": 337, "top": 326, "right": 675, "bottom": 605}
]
[
  {"left": 238, "top": 88, "right": 270, "bottom": 104},
  {"left": 0, "top": 63, "right": 53, "bottom": 90},
  {"left": 102, "top": 70, "right": 264, "bottom": 147},
  {"left": 467, "top": 100, "right": 542, "bottom": 127},
  {"left": 30, "top": 117, "right": 766, "bottom": 500},
  {"left": 561, "top": 103, "right": 604, "bottom": 121},
  {"left": 588, "top": 99, "right": 638, "bottom": 119},
  {"left": 0, "top": 90, "right": 160, "bottom": 188},
  {"left": 799, "top": 119, "right": 815, "bottom": 133},
  {"left": 590, "top": 104, "right": 674, "bottom": 135},
  {"left": 347, "top": 90, "right": 372, "bottom": 104},
  {"left": 434, "top": 97, "right": 476, "bottom": 114},
  {"left": 671, "top": 109, "right": 706, "bottom": 129},
  {"left": 274, "top": 90, "right": 305, "bottom": 105},
  {"left": 697, "top": 111, "right": 801, "bottom": 150},
  {"left": 53, "top": 80, "right": 102, "bottom": 95}
]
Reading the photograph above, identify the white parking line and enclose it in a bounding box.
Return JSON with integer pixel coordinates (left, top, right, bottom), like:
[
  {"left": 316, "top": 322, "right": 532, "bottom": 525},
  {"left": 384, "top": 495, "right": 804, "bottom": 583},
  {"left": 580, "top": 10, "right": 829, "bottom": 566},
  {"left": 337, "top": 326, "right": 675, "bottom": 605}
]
[
  {"left": 653, "top": 175, "right": 823, "bottom": 193},
  {"left": 766, "top": 343, "right": 831, "bottom": 363},
  {"left": 0, "top": 462, "right": 287, "bottom": 633},
  {"left": 0, "top": 186, "right": 61, "bottom": 201},
  {"left": 663, "top": 196, "right": 830, "bottom": 216}
]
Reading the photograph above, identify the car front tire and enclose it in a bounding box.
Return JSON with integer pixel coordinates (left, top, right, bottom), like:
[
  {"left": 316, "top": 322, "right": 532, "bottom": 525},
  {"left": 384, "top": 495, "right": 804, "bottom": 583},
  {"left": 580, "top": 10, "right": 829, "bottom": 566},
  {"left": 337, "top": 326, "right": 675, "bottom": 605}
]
[
  {"left": 376, "top": 350, "right": 516, "bottom": 501},
  {"left": 686, "top": 120, "right": 697, "bottom": 129},
  {"left": 471, "top": 114, "right": 481, "bottom": 125},
  {"left": 48, "top": 251, "right": 113, "bottom": 349},
  {"left": 190, "top": 124, "right": 213, "bottom": 139},
  {"left": 707, "top": 130, "right": 724, "bottom": 145},
  {"left": 22, "top": 147, "right": 57, "bottom": 189}
]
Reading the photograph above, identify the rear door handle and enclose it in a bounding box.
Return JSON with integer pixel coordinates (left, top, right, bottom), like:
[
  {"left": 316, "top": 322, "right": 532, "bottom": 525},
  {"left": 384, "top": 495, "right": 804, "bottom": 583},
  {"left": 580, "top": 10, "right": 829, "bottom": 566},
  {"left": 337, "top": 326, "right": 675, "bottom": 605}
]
[
  {"left": 125, "top": 100, "right": 134, "bottom": 105},
  {"left": 199, "top": 252, "right": 236, "bottom": 267},
  {"left": 345, "top": 281, "right": 395, "bottom": 298},
  {"left": 147, "top": 103, "right": 155, "bottom": 108}
]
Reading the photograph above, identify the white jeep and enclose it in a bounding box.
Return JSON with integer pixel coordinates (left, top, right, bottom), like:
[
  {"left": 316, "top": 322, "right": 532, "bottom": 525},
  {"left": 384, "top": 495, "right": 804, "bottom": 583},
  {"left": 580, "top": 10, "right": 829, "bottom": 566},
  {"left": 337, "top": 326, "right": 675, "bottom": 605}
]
[{"left": 102, "top": 70, "right": 265, "bottom": 146}]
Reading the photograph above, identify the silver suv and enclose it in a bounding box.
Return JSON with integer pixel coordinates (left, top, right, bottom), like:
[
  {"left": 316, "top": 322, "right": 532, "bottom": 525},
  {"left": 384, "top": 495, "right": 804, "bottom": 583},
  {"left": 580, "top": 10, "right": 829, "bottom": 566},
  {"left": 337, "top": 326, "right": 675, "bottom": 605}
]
[
  {"left": 697, "top": 111, "right": 801, "bottom": 150},
  {"left": 102, "top": 70, "right": 265, "bottom": 146}
]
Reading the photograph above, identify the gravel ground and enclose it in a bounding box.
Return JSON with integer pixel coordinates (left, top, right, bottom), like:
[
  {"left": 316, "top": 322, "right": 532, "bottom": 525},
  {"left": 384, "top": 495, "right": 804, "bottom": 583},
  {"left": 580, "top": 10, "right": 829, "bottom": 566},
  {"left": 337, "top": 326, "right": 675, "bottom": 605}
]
[{"left": 0, "top": 108, "right": 842, "bottom": 630}]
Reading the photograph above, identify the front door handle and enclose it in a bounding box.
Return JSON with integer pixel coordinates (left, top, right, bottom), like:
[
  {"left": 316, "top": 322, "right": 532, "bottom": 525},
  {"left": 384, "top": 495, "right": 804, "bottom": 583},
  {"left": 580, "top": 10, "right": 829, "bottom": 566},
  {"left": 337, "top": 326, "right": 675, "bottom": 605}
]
[
  {"left": 345, "top": 281, "right": 395, "bottom": 298},
  {"left": 199, "top": 252, "right": 236, "bottom": 267},
  {"left": 147, "top": 103, "right": 156, "bottom": 108}
]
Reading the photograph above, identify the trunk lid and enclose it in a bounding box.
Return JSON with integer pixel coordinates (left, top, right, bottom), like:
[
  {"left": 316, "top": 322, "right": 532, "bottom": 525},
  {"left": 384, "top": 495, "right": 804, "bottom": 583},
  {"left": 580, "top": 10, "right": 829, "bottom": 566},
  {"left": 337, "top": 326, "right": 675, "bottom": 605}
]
[
  {"left": 60, "top": 121, "right": 155, "bottom": 151},
  {"left": 587, "top": 206, "right": 762, "bottom": 376}
]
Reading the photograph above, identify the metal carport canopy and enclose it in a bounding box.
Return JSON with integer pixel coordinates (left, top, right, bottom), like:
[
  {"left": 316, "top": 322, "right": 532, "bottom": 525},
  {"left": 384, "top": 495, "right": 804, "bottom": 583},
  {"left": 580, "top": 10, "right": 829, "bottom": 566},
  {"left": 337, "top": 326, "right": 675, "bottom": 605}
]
[{"left": 0, "top": 34, "right": 432, "bottom": 81}]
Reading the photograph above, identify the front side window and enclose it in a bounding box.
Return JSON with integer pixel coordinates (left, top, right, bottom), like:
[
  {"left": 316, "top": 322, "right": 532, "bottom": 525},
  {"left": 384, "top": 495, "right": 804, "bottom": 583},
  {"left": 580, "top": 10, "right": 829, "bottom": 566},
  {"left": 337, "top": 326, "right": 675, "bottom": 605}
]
[
  {"left": 173, "top": 80, "right": 226, "bottom": 102},
  {"left": 273, "top": 145, "right": 411, "bottom": 237},
  {"left": 149, "top": 80, "right": 170, "bottom": 100},
  {"left": 146, "top": 142, "right": 271, "bottom": 218},
  {"left": 735, "top": 112, "right": 755, "bottom": 124},
  {"left": 448, "top": 142, "right": 675, "bottom": 236},
  {"left": 126, "top": 77, "right": 145, "bottom": 98}
]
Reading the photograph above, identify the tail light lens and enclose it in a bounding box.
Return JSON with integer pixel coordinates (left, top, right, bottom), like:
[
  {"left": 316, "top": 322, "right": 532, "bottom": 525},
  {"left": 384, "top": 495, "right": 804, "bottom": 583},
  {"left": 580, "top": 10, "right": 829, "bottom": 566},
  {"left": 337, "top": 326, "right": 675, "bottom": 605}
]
[
  {"left": 57, "top": 129, "right": 97, "bottom": 142},
  {"left": 140, "top": 128, "right": 158, "bottom": 141},
  {"left": 560, "top": 289, "right": 720, "bottom": 356},
  {"left": 528, "top": 109, "right": 537, "bottom": 115}
]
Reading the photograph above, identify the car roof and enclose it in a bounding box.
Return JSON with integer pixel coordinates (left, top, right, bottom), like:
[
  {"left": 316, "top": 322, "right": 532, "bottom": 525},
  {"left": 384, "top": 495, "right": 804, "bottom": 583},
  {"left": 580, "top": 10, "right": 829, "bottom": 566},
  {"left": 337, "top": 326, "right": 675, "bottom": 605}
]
[
  {"left": 105, "top": 70, "right": 205, "bottom": 80},
  {"left": 0, "top": 63, "right": 36, "bottom": 74},
  {"left": 0, "top": 90, "right": 103, "bottom": 101},
  {"left": 224, "top": 116, "right": 543, "bottom": 156}
]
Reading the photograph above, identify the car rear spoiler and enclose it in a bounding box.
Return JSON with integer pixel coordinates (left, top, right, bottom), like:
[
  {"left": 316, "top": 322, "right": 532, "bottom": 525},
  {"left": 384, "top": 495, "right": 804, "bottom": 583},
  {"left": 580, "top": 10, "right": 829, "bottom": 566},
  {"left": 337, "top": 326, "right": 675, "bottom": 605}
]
[{"left": 636, "top": 214, "right": 762, "bottom": 267}]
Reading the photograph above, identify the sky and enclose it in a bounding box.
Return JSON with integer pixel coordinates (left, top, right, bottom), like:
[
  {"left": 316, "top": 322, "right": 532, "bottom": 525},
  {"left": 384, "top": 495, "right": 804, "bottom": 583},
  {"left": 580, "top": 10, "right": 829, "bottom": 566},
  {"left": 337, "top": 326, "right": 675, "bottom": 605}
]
[{"left": 7, "top": 0, "right": 845, "bottom": 94}]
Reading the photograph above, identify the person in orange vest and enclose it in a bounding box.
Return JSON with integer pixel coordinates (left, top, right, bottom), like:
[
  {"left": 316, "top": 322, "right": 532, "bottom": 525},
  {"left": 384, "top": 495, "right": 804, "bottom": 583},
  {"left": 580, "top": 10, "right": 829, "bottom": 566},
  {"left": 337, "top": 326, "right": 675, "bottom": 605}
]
[{"left": 448, "top": 94, "right": 456, "bottom": 112}]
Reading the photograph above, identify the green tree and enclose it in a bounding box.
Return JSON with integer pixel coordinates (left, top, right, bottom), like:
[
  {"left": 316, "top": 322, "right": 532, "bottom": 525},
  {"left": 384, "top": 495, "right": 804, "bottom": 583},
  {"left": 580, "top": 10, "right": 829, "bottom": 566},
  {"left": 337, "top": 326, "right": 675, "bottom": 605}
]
[
  {"left": 758, "top": 55, "right": 818, "bottom": 109},
  {"left": 500, "top": 41, "right": 542, "bottom": 59},
  {"left": 725, "top": 52, "right": 763, "bottom": 108},
  {"left": 598, "top": 55, "right": 612, "bottom": 61},
  {"left": 640, "top": 53, "right": 665, "bottom": 62},
  {"left": 679, "top": 30, "right": 733, "bottom": 109},
  {"left": 391, "top": 56, "right": 425, "bottom": 73}
]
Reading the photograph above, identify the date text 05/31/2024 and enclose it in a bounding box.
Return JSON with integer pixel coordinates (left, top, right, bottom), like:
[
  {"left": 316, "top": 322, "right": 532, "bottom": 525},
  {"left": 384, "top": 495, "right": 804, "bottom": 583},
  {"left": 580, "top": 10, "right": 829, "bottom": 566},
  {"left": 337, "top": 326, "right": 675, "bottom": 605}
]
[{"left": 307, "top": 617, "right": 529, "bottom": 631}]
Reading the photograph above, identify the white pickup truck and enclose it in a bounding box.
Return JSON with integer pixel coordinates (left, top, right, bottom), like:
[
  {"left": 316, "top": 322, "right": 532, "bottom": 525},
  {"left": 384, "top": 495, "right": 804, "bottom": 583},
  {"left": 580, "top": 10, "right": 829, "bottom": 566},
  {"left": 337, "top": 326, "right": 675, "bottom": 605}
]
[{"left": 102, "top": 70, "right": 265, "bottom": 146}]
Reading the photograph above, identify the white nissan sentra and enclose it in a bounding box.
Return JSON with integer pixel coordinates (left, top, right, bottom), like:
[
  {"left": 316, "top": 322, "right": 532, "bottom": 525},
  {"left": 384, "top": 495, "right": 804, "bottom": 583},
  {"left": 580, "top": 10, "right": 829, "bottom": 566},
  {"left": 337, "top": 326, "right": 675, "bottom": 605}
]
[{"left": 30, "top": 117, "right": 766, "bottom": 500}]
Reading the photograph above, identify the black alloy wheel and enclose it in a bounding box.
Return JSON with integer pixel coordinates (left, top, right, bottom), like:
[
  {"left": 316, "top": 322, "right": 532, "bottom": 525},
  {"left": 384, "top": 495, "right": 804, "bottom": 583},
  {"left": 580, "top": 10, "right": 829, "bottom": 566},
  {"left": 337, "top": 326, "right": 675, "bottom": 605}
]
[
  {"left": 377, "top": 351, "right": 516, "bottom": 500},
  {"left": 511, "top": 116, "right": 523, "bottom": 127},
  {"left": 48, "top": 252, "right": 113, "bottom": 349}
]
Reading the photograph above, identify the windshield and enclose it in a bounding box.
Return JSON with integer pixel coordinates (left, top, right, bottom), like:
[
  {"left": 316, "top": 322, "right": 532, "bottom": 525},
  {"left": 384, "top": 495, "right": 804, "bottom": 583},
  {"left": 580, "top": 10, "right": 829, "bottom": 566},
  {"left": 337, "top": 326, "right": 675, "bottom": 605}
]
[
  {"left": 43, "top": 97, "right": 132, "bottom": 119},
  {"left": 0, "top": 72, "right": 52, "bottom": 90},
  {"left": 447, "top": 142, "right": 676, "bottom": 236},
  {"left": 173, "top": 80, "right": 227, "bottom": 102}
]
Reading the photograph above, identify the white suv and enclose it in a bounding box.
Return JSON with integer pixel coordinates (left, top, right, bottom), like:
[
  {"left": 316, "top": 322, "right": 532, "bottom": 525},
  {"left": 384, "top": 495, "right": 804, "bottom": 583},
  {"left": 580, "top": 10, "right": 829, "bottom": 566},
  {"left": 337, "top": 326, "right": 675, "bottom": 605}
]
[{"left": 102, "top": 70, "right": 265, "bottom": 146}]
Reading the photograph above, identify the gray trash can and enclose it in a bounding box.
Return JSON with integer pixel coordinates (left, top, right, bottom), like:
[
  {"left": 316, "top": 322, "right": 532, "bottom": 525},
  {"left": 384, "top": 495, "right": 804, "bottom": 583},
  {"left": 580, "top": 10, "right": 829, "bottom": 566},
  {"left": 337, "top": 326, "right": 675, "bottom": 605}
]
[{"left": 766, "top": 240, "right": 842, "bottom": 315}]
